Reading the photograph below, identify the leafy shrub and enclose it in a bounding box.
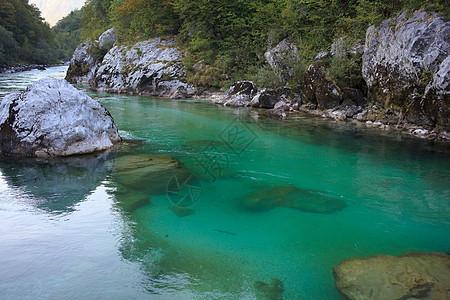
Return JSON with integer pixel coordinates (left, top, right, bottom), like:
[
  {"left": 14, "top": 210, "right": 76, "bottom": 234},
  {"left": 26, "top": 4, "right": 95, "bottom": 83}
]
[
  {"left": 246, "top": 64, "right": 282, "bottom": 89},
  {"left": 327, "top": 53, "right": 363, "bottom": 89}
]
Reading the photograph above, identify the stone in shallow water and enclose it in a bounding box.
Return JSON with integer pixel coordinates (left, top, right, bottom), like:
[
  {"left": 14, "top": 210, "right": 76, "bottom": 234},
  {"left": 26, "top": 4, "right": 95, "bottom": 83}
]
[
  {"left": 111, "top": 154, "right": 191, "bottom": 195},
  {"left": 242, "top": 185, "right": 346, "bottom": 213},
  {"left": 333, "top": 252, "right": 450, "bottom": 300},
  {"left": 112, "top": 188, "right": 151, "bottom": 213},
  {"left": 169, "top": 205, "right": 195, "bottom": 218},
  {"left": 254, "top": 278, "right": 284, "bottom": 300}
]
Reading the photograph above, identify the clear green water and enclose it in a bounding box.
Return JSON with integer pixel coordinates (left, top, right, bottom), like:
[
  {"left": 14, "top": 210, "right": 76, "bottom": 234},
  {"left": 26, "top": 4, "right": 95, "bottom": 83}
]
[{"left": 0, "top": 67, "right": 449, "bottom": 299}]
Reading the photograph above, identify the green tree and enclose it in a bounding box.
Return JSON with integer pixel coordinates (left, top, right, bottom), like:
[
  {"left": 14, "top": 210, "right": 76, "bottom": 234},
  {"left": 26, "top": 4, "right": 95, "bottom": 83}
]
[{"left": 0, "top": 25, "right": 19, "bottom": 65}]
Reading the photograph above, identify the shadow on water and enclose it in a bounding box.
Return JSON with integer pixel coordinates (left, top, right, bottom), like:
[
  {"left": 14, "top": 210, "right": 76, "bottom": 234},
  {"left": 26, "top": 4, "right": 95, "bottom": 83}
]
[{"left": 0, "top": 150, "right": 116, "bottom": 214}]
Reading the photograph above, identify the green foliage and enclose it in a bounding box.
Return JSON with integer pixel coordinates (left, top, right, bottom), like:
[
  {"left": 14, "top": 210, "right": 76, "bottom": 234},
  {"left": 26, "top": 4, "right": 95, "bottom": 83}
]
[
  {"left": 81, "top": 0, "right": 113, "bottom": 41},
  {"left": 419, "top": 66, "right": 433, "bottom": 86},
  {"left": 0, "top": 0, "right": 59, "bottom": 65},
  {"left": 0, "top": 25, "right": 19, "bottom": 65},
  {"left": 246, "top": 64, "right": 282, "bottom": 89},
  {"left": 89, "top": 45, "right": 109, "bottom": 62},
  {"left": 0, "top": 0, "right": 85, "bottom": 66},
  {"left": 327, "top": 54, "right": 363, "bottom": 89},
  {"left": 53, "top": 9, "right": 83, "bottom": 61},
  {"left": 73, "top": 0, "right": 448, "bottom": 87},
  {"left": 185, "top": 61, "right": 223, "bottom": 89}
]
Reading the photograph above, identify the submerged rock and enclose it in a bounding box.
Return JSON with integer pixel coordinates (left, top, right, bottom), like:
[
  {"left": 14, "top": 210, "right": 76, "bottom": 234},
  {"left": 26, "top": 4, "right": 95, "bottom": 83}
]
[
  {"left": 242, "top": 185, "right": 346, "bottom": 213},
  {"left": 333, "top": 252, "right": 450, "bottom": 300},
  {"left": 112, "top": 187, "right": 151, "bottom": 213},
  {"left": 0, "top": 78, "right": 121, "bottom": 157},
  {"left": 264, "top": 108, "right": 287, "bottom": 120},
  {"left": 362, "top": 10, "right": 450, "bottom": 128},
  {"left": 169, "top": 205, "right": 196, "bottom": 218},
  {"left": 254, "top": 278, "right": 284, "bottom": 300},
  {"left": 111, "top": 154, "right": 191, "bottom": 195}
]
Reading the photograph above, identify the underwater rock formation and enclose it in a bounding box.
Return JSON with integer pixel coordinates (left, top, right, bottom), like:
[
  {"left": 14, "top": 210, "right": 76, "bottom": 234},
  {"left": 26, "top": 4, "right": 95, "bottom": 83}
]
[
  {"left": 333, "top": 252, "right": 450, "bottom": 300},
  {"left": 111, "top": 154, "right": 191, "bottom": 195},
  {"left": 169, "top": 205, "right": 196, "bottom": 218},
  {"left": 242, "top": 185, "right": 346, "bottom": 213},
  {"left": 254, "top": 278, "right": 285, "bottom": 300},
  {"left": 111, "top": 187, "right": 151, "bottom": 213}
]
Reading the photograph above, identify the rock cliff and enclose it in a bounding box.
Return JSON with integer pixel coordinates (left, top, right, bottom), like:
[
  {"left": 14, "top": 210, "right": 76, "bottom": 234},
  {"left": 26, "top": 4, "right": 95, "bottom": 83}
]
[
  {"left": 362, "top": 10, "right": 449, "bottom": 129},
  {"left": 66, "top": 29, "right": 194, "bottom": 98},
  {"left": 94, "top": 38, "right": 194, "bottom": 98}
]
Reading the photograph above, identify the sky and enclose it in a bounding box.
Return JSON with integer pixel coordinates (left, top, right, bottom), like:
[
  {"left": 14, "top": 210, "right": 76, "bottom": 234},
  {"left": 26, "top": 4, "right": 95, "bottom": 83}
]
[{"left": 29, "top": 0, "right": 85, "bottom": 26}]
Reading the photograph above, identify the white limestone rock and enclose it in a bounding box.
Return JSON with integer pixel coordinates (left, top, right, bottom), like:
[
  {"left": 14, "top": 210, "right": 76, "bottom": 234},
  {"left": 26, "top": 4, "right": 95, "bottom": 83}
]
[
  {"left": 0, "top": 78, "right": 121, "bottom": 157},
  {"left": 98, "top": 28, "right": 117, "bottom": 50},
  {"left": 264, "top": 38, "right": 299, "bottom": 84},
  {"left": 362, "top": 10, "right": 449, "bottom": 127},
  {"left": 94, "top": 37, "right": 194, "bottom": 98}
]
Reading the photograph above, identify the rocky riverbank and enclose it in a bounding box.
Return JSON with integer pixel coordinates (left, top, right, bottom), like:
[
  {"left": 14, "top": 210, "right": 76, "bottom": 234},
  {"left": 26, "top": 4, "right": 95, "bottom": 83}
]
[
  {"left": 65, "top": 10, "right": 449, "bottom": 142},
  {"left": 0, "top": 63, "right": 68, "bottom": 74}
]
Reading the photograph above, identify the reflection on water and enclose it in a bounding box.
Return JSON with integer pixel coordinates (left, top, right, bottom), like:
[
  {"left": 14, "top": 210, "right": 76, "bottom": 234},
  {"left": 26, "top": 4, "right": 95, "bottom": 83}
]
[{"left": 0, "top": 150, "right": 116, "bottom": 214}]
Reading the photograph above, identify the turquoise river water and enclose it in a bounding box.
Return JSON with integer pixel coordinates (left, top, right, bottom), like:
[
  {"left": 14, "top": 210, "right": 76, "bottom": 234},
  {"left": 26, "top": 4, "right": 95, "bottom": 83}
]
[{"left": 0, "top": 67, "right": 449, "bottom": 299}]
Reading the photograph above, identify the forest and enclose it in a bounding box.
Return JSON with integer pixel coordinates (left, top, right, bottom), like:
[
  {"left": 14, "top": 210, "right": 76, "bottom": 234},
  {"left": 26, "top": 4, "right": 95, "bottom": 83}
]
[
  {"left": 80, "top": 0, "right": 449, "bottom": 88},
  {"left": 1, "top": 0, "right": 448, "bottom": 80},
  {"left": 0, "top": 0, "right": 82, "bottom": 66}
]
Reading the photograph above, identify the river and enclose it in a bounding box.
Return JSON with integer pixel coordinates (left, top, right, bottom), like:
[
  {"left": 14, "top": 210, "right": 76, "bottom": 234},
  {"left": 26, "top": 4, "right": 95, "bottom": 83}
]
[{"left": 0, "top": 66, "right": 449, "bottom": 299}]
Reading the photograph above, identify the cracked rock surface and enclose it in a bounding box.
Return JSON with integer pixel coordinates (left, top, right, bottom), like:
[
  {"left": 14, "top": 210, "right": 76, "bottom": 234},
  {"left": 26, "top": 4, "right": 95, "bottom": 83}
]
[{"left": 0, "top": 78, "right": 121, "bottom": 157}]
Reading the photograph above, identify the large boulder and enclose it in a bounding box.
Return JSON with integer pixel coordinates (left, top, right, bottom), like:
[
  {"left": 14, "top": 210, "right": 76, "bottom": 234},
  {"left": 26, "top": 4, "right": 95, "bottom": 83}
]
[
  {"left": 97, "top": 27, "right": 117, "bottom": 50},
  {"left": 65, "top": 28, "right": 118, "bottom": 84},
  {"left": 264, "top": 38, "right": 299, "bottom": 84},
  {"left": 302, "top": 60, "right": 342, "bottom": 109},
  {"left": 94, "top": 37, "right": 195, "bottom": 98},
  {"left": 65, "top": 41, "right": 97, "bottom": 83},
  {"left": 218, "top": 81, "right": 257, "bottom": 107},
  {"left": 333, "top": 252, "right": 450, "bottom": 300},
  {"left": 0, "top": 78, "right": 121, "bottom": 157},
  {"left": 251, "top": 89, "right": 281, "bottom": 109},
  {"left": 362, "top": 10, "right": 450, "bottom": 128}
]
